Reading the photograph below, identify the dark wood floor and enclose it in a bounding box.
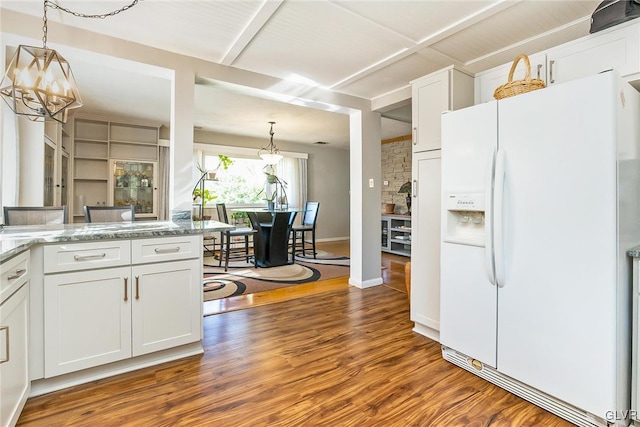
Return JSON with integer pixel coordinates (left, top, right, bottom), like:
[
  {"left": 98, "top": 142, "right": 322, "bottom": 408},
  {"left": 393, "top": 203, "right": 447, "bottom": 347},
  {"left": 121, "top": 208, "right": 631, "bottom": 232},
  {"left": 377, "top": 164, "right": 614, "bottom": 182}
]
[{"left": 17, "top": 242, "right": 571, "bottom": 426}]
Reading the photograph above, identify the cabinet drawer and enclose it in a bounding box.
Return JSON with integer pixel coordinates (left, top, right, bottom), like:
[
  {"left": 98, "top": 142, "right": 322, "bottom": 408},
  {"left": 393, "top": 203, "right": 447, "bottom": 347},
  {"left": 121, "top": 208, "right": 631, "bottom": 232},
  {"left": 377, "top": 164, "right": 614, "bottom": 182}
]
[
  {"left": 131, "top": 235, "right": 201, "bottom": 265},
  {"left": 1, "top": 251, "right": 30, "bottom": 305},
  {"left": 44, "top": 241, "right": 131, "bottom": 273}
]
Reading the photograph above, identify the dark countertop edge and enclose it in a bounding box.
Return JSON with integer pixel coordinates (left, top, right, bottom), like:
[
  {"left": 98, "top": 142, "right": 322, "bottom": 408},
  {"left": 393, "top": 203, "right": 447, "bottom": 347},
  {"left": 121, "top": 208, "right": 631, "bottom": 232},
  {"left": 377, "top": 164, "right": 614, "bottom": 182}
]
[{"left": 0, "top": 220, "right": 234, "bottom": 264}]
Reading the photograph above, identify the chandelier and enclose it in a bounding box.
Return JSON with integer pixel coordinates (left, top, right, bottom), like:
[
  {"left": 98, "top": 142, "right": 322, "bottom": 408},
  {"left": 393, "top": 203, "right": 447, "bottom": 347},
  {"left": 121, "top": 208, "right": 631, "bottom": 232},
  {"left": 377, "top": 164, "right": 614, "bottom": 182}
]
[
  {"left": 0, "top": 0, "right": 140, "bottom": 124},
  {"left": 258, "top": 121, "right": 283, "bottom": 165}
]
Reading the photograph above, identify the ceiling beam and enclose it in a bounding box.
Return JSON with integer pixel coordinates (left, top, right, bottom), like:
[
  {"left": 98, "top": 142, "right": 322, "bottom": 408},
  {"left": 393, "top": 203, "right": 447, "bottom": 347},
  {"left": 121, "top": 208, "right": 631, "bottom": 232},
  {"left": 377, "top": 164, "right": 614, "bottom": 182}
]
[
  {"left": 220, "top": 0, "right": 284, "bottom": 66},
  {"left": 330, "top": 0, "right": 522, "bottom": 91}
]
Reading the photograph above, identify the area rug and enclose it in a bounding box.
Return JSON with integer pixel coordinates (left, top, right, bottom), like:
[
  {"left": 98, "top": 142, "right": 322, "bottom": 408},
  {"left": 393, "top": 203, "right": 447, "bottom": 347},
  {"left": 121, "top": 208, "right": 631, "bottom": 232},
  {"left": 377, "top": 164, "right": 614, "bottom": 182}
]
[{"left": 203, "top": 250, "right": 350, "bottom": 301}]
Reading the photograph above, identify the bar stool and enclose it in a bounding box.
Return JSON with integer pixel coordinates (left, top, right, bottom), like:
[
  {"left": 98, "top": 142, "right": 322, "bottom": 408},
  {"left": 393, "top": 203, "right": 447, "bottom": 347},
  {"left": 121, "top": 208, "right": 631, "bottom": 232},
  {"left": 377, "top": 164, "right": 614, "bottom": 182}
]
[{"left": 216, "top": 204, "right": 256, "bottom": 271}]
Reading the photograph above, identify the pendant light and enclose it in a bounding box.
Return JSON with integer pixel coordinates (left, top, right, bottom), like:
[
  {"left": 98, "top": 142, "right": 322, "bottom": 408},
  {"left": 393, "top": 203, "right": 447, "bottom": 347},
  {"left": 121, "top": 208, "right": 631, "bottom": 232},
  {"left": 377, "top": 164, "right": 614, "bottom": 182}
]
[
  {"left": 0, "top": 0, "right": 140, "bottom": 124},
  {"left": 259, "top": 121, "right": 283, "bottom": 165}
]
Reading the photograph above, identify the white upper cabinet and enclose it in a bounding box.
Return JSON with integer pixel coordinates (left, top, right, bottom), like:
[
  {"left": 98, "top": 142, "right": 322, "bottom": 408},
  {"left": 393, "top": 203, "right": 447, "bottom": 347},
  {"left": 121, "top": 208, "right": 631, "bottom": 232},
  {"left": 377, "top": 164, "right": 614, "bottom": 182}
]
[
  {"left": 411, "top": 67, "right": 474, "bottom": 153},
  {"left": 475, "top": 20, "right": 640, "bottom": 104},
  {"left": 546, "top": 21, "right": 639, "bottom": 86},
  {"left": 475, "top": 53, "right": 547, "bottom": 105}
]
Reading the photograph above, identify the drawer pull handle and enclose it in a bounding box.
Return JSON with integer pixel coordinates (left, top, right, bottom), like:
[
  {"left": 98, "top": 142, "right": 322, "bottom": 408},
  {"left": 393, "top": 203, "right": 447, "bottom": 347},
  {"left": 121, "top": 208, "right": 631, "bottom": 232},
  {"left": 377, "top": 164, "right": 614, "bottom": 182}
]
[
  {"left": 0, "top": 326, "right": 9, "bottom": 365},
  {"left": 154, "top": 247, "right": 180, "bottom": 254},
  {"left": 135, "top": 276, "right": 140, "bottom": 300},
  {"left": 124, "top": 277, "right": 128, "bottom": 302},
  {"left": 7, "top": 268, "right": 26, "bottom": 280},
  {"left": 74, "top": 253, "right": 107, "bottom": 261}
]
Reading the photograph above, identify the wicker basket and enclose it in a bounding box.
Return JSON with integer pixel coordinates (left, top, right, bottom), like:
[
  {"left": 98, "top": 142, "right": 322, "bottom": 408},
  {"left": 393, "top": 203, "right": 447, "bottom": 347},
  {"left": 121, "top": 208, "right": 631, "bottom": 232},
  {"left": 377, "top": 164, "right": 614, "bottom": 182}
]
[{"left": 493, "top": 54, "right": 546, "bottom": 100}]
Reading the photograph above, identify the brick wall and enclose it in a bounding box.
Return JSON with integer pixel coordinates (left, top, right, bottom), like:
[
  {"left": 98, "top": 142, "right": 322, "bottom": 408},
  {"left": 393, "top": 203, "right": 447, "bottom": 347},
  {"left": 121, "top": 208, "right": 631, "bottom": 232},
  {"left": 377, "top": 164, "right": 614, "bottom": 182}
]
[{"left": 381, "top": 138, "right": 411, "bottom": 214}]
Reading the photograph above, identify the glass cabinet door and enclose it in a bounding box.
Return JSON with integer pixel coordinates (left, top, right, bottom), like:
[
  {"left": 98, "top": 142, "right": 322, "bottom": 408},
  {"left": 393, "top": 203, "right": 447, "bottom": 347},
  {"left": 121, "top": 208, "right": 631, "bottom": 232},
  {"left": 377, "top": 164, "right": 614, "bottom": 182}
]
[
  {"left": 111, "top": 160, "right": 157, "bottom": 217},
  {"left": 44, "top": 141, "right": 55, "bottom": 206}
]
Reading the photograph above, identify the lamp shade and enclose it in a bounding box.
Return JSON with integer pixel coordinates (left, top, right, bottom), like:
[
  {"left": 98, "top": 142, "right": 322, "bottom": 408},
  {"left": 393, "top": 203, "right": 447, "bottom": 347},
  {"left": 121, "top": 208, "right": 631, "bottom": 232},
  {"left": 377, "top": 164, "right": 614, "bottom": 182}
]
[
  {"left": 398, "top": 181, "right": 412, "bottom": 194},
  {"left": 0, "top": 45, "right": 82, "bottom": 124},
  {"left": 258, "top": 121, "right": 282, "bottom": 164},
  {"left": 260, "top": 152, "right": 283, "bottom": 165}
]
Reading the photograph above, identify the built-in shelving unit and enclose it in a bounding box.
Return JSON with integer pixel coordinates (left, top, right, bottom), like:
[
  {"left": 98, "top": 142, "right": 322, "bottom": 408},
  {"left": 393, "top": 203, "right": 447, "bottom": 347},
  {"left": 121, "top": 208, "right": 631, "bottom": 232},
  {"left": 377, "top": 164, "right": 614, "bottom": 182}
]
[
  {"left": 72, "top": 118, "right": 159, "bottom": 222},
  {"left": 381, "top": 214, "right": 411, "bottom": 257}
]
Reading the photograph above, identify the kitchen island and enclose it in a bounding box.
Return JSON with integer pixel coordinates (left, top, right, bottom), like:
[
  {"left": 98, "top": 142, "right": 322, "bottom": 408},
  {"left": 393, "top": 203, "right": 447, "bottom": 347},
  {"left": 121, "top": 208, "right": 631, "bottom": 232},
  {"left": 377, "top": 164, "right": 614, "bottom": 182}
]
[{"left": 0, "top": 220, "right": 233, "bottom": 426}]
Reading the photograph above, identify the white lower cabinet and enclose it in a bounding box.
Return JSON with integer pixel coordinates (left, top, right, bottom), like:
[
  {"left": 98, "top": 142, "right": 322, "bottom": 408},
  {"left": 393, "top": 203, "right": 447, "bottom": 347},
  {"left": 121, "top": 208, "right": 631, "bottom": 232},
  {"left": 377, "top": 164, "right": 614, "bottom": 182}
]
[
  {"left": 44, "top": 267, "right": 132, "bottom": 377},
  {"left": 1, "top": 251, "right": 30, "bottom": 427},
  {"left": 1, "top": 285, "right": 30, "bottom": 427},
  {"left": 132, "top": 259, "right": 201, "bottom": 356},
  {"left": 43, "top": 235, "right": 202, "bottom": 378},
  {"left": 410, "top": 150, "right": 441, "bottom": 342}
]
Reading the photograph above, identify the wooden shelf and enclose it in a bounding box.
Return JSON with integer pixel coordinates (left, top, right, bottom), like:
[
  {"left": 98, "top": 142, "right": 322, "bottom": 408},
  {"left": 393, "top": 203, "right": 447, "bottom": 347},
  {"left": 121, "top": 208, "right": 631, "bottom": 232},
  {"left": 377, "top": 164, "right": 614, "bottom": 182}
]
[{"left": 72, "top": 117, "right": 159, "bottom": 218}]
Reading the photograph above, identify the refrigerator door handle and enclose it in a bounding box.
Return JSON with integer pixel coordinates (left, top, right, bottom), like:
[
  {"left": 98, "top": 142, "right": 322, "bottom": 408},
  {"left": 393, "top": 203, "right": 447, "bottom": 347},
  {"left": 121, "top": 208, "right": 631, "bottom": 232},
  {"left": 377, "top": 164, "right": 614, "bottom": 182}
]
[
  {"left": 484, "top": 147, "right": 497, "bottom": 286},
  {"left": 494, "top": 148, "right": 506, "bottom": 288}
]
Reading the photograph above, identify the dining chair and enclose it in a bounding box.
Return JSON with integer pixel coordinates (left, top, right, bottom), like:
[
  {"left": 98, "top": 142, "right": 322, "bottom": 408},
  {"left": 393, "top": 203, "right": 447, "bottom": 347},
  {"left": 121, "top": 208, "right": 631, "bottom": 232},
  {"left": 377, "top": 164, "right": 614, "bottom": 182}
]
[
  {"left": 84, "top": 205, "right": 135, "bottom": 223},
  {"left": 3, "top": 206, "right": 69, "bottom": 225},
  {"left": 290, "top": 201, "right": 320, "bottom": 259},
  {"left": 216, "top": 203, "right": 257, "bottom": 271}
]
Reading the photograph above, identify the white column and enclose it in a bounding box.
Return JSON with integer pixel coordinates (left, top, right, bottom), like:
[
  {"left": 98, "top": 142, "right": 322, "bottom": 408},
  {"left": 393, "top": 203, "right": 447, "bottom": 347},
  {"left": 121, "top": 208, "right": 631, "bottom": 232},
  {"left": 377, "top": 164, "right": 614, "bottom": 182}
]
[
  {"left": 169, "top": 69, "right": 195, "bottom": 218},
  {"left": 349, "top": 109, "right": 383, "bottom": 288},
  {"left": 18, "top": 119, "right": 44, "bottom": 206}
]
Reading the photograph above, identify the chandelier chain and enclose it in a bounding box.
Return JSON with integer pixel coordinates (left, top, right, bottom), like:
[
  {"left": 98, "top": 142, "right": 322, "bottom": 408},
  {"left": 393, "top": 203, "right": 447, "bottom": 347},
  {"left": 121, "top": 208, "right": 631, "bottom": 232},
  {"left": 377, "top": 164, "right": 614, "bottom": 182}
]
[
  {"left": 40, "top": 0, "right": 140, "bottom": 48},
  {"left": 42, "top": 1, "right": 48, "bottom": 47},
  {"left": 44, "top": 0, "right": 140, "bottom": 20}
]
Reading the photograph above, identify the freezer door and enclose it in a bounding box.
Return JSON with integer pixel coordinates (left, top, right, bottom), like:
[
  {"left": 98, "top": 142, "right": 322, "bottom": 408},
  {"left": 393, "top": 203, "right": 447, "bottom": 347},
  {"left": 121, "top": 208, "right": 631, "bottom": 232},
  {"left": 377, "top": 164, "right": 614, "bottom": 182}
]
[
  {"left": 440, "top": 102, "right": 498, "bottom": 367},
  {"left": 496, "top": 73, "right": 620, "bottom": 417}
]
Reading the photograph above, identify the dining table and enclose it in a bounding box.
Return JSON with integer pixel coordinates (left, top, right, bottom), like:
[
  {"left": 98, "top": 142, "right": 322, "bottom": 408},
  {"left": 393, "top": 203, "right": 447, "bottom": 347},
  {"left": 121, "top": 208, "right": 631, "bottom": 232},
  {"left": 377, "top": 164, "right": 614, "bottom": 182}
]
[{"left": 235, "top": 208, "right": 304, "bottom": 268}]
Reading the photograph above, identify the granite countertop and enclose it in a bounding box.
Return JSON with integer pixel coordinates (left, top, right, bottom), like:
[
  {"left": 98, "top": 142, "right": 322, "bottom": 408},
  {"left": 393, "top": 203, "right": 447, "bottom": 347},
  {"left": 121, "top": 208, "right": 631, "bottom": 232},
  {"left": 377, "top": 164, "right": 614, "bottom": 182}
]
[
  {"left": 0, "top": 220, "right": 234, "bottom": 263},
  {"left": 629, "top": 246, "right": 640, "bottom": 258}
]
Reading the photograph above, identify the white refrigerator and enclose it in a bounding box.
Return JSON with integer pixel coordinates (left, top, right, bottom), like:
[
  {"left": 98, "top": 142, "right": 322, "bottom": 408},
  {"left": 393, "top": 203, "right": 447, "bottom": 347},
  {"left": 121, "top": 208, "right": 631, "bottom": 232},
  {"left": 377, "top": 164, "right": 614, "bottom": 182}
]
[{"left": 440, "top": 71, "right": 640, "bottom": 427}]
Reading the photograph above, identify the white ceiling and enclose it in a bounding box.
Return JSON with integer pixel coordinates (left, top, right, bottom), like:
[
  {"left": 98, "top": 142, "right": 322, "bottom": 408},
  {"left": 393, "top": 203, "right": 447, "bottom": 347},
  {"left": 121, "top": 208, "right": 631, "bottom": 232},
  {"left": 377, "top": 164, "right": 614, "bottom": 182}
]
[{"left": 1, "top": 0, "right": 601, "bottom": 148}]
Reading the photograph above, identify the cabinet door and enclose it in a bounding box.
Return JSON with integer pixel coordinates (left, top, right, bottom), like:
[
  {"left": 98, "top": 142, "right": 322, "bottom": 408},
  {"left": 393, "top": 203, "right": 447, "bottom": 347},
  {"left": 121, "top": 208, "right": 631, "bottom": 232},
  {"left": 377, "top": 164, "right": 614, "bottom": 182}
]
[
  {"left": 381, "top": 218, "right": 389, "bottom": 252},
  {"left": 0, "top": 284, "right": 30, "bottom": 427},
  {"left": 60, "top": 151, "right": 69, "bottom": 207},
  {"left": 132, "top": 259, "right": 202, "bottom": 356},
  {"left": 474, "top": 53, "right": 547, "bottom": 104},
  {"left": 546, "top": 22, "right": 640, "bottom": 86},
  {"left": 411, "top": 150, "right": 441, "bottom": 338},
  {"left": 111, "top": 160, "right": 158, "bottom": 219},
  {"left": 44, "top": 267, "right": 131, "bottom": 377},
  {"left": 412, "top": 72, "right": 449, "bottom": 152}
]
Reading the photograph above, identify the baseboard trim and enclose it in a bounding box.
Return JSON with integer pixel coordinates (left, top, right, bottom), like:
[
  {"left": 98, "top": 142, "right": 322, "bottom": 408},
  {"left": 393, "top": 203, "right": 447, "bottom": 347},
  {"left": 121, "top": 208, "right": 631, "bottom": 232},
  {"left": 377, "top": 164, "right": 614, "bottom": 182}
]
[
  {"left": 317, "top": 237, "right": 350, "bottom": 243},
  {"left": 413, "top": 322, "right": 440, "bottom": 342},
  {"left": 349, "top": 277, "right": 383, "bottom": 288},
  {"left": 30, "top": 342, "right": 204, "bottom": 397}
]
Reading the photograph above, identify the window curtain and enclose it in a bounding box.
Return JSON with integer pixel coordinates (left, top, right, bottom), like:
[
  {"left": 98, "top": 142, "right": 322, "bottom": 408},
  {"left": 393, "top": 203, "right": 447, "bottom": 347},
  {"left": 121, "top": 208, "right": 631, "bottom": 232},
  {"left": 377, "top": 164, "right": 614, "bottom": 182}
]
[
  {"left": 276, "top": 156, "right": 307, "bottom": 209},
  {"left": 2, "top": 106, "right": 20, "bottom": 216},
  {"left": 158, "top": 145, "right": 170, "bottom": 221}
]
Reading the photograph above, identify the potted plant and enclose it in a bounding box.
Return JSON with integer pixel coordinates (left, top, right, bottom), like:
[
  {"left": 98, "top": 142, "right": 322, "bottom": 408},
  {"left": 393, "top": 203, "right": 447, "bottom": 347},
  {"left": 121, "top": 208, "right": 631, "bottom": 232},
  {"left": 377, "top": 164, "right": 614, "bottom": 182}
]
[
  {"left": 259, "top": 165, "right": 287, "bottom": 210},
  {"left": 196, "top": 154, "right": 233, "bottom": 181},
  {"left": 192, "top": 155, "right": 233, "bottom": 220},
  {"left": 230, "top": 211, "right": 249, "bottom": 226},
  {"left": 192, "top": 188, "right": 216, "bottom": 219}
]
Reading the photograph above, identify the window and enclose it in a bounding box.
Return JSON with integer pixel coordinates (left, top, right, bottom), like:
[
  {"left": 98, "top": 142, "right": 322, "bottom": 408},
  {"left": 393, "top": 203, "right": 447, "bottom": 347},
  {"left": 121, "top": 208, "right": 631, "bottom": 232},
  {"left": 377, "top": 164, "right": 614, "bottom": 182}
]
[
  {"left": 194, "top": 144, "right": 308, "bottom": 208},
  {"left": 203, "top": 155, "right": 265, "bottom": 205}
]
